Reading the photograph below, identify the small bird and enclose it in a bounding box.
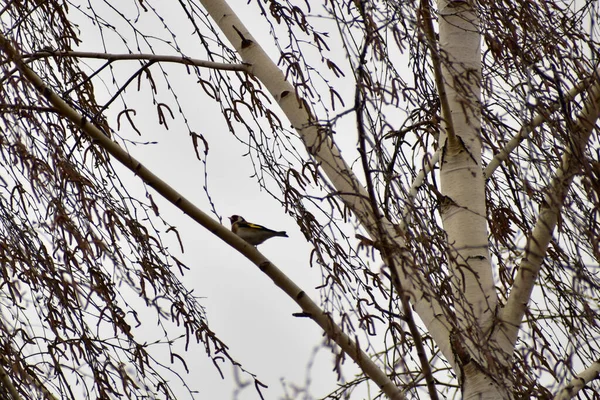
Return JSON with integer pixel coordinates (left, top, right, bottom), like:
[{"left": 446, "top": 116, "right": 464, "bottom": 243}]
[{"left": 229, "top": 215, "right": 288, "bottom": 246}]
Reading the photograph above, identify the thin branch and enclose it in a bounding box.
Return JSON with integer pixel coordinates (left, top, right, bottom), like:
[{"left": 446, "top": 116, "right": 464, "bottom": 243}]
[
  {"left": 418, "top": 0, "right": 456, "bottom": 144},
  {"left": 19, "top": 366, "right": 60, "bottom": 400},
  {"left": 25, "top": 51, "right": 252, "bottom": 73},
  {"left": 399, "top": 150, "right": 440, "bottom": 230},
  {"left": 0, "top": 364, "right": 23, "bottom": 400},
  {"left": 0, "top": 103, "right": 57, "bottom": 113},
  {"left": 484, "top": 73, "right": 597, "bottom": 179},
  {"left": 0, "top": 353, "right": 60, "bottom": 400},
  {"left": 554, "top": 360, "right": 600, "bottom": 400},
  {"left": 0, "top": 32, "right": 406, "bottom": 400},
  {"left": 93, "top": 60, "right": 156, "bottom": 119}
]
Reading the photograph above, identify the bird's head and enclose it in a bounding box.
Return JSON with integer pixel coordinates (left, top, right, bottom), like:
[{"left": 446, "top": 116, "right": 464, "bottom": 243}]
[{"left": 229, "top": 215, "right": 245, "bottom": 224}]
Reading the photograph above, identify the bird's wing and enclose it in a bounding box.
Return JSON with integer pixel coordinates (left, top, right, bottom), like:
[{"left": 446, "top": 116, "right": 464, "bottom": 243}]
[{"left": 241, "top": 221, "right": 278, "bottom": 233}]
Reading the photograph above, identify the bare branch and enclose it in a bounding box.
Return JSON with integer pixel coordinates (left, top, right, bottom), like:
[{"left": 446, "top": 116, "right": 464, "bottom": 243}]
[
  {"left": 25, "top": 51, "right": 251, "bottom": 72},
  {"left": 5, "top": 0, "right": 599, "bottom": 397},
  {"left": 0, "top": 353, "right": 60, "bottom": 400},
  {"left": 198, "top": 0, "right": 454, "bottom": 368},
  {"left": 0, "top": 364, "right": 23, "bottom": 400},
  {"left": 400, "top": 150, "right": 440, "bottom": 230},
  {"left": 554, "top": 360, "right": 600, "bottom": 400},
  {"left": 355, "top": 27, "right": 439, "bottom": 399}
]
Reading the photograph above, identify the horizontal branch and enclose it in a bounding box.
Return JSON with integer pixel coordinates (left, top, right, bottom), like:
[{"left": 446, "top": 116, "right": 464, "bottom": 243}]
[
  {"left": 25, "top": 51, "right": 252, "bottom": 73},
  {"left": 0, "top": 32, "right": 405, "bottom": 400},
  {"left": 554, "top": 360, "right": 600, "bottom": 400},
  {"left": 0, "top": 103, "right": 57, "bottom": 113}
]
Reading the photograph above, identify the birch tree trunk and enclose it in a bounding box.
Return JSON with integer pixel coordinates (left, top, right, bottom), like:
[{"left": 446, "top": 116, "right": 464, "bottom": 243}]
[{"left": 436, "top": 0, "right": 503, "bottom": 396}]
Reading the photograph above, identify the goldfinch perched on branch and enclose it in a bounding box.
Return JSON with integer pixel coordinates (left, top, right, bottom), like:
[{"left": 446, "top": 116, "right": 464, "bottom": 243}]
[{"left": 229, "top": 215, "right": 288, "bottom": 246}]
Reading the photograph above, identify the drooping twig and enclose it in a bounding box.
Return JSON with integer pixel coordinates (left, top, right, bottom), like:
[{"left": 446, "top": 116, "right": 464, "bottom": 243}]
[{"left": 354, "top": 17, "right": 439, "bottom": 397}]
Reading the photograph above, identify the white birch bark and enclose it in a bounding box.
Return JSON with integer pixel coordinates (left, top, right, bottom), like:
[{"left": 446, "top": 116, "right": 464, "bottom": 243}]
[
  {"left": 437, "top": 0, "right": 497, "bottom": 347},
  {"left": 436, "top": 0, "right": 503, "bottom": 396},
  {"left": 554, "top": 360, "right": 600, "bottom": 400},
  {"left": 484, "top": 76, "right": 593, "bottom": 179}
]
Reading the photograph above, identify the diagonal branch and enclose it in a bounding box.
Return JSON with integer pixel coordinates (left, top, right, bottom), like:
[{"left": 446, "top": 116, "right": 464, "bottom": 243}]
[
  {"left": 495, "top": 77, "right": 600, "bottom": 354},
  {"left": 355, "top": 31, "right": 440, "bottom": 399},
  {"left": 553, "top": 360, "right": 600, "bottom": 400},
  {"left": 484, "top": 72, "right": 597, "bottom": 179},
  {"left": 0, "top": 32, "right": 406, "bottom": 400},
  {"left": 0, "top": 353, "right": 60, "bottom": 400},
  {"left": 399, "top": 150, "right": 440, "bottom": 230},
  {"left": 0, "top": 364, "right": 23, "bottom": 400}
]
